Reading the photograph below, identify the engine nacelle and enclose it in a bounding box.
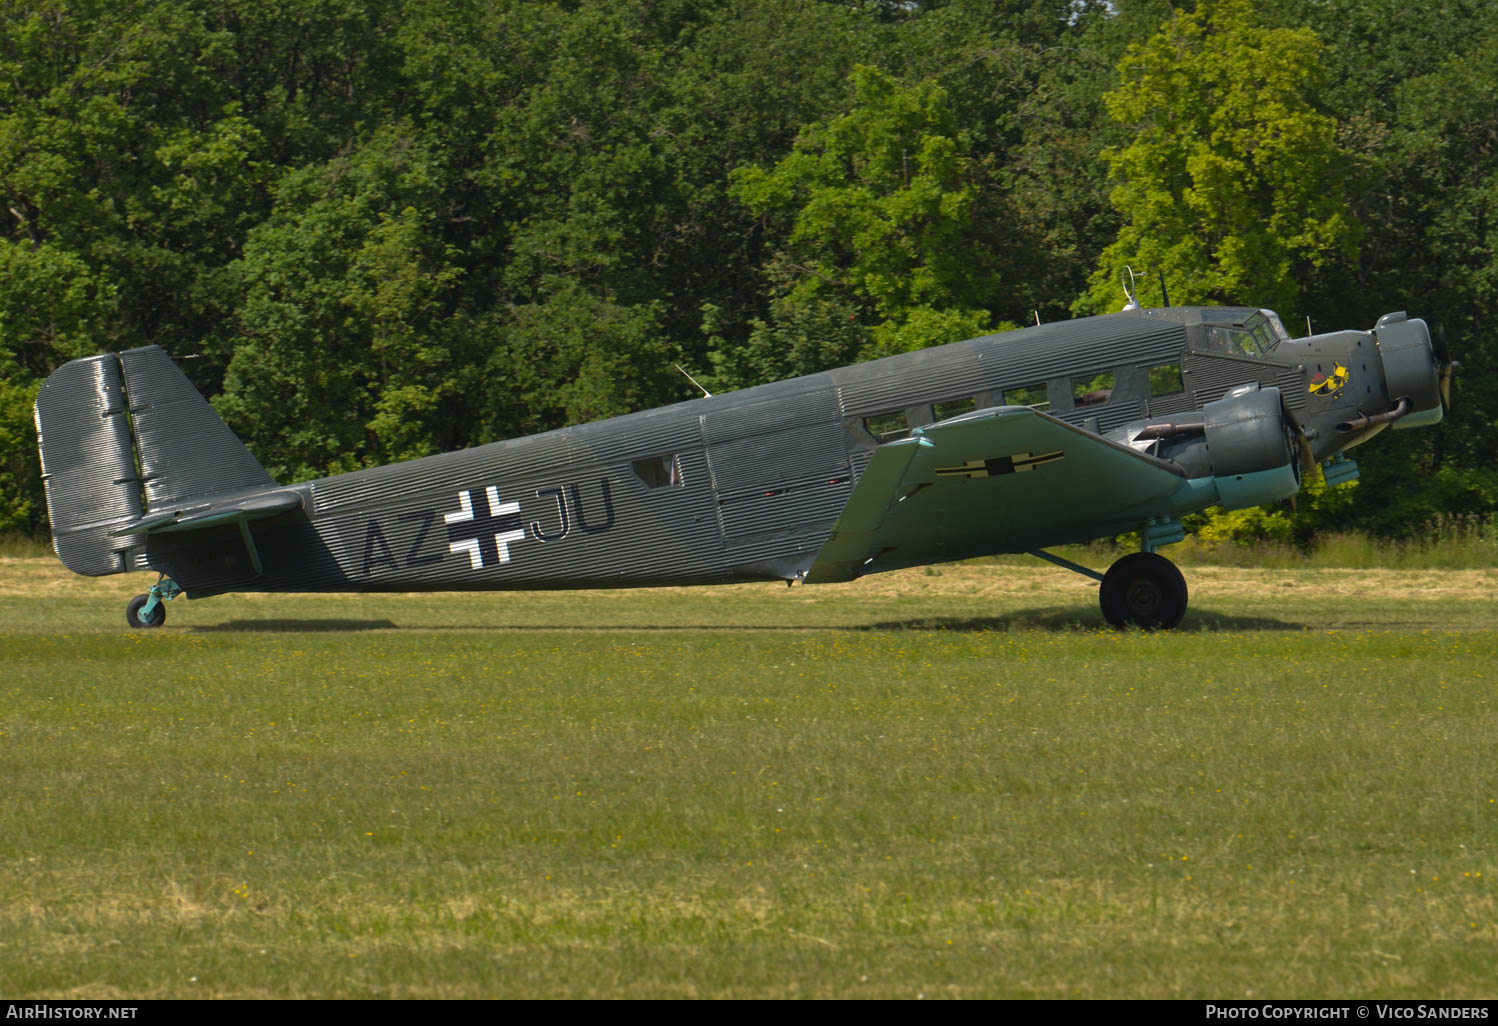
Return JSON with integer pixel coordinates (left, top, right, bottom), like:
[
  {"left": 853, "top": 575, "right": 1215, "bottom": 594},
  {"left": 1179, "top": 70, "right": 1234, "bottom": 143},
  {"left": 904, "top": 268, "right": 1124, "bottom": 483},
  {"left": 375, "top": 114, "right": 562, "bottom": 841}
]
[{"left": 1202, "top": 387, "right": 1300, "bottom": 510}]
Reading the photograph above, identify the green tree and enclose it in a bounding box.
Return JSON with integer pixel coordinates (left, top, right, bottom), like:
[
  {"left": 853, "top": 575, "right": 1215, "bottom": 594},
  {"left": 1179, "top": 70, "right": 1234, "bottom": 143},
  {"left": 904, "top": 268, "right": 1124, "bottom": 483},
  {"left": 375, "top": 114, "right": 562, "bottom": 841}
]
[
  {"left": 216, "top": 126, "right": 466, "bottom": 480},
  {"left": 885, "top": 0, "right": 1127, "bottom": 319},
  {"left": 729, "top": 65, "right": 1008, "bottom": 381},
  {"left": 0, "top": 371, "right": 41, "bottom": 534},
  {"left": 0, "top": 240, "right": 118, "bottom": 374},
  {"left": 1078, "top": 0, "right": 1358, "bottom": 317},
  {"left": 485, "top": 282, "right": 670, "bottom": 440},
  {"left": 1342, "top": 25, "right": 1498, "bottom": 534}
]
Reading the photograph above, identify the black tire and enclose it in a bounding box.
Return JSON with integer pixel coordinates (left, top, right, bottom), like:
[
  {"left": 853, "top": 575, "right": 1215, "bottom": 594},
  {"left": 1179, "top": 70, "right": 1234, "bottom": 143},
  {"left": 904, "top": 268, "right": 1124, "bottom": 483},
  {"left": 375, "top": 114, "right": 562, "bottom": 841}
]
[
  {"left": 1099, "top": 552, "right": 1188, "bottom": 629},
  {"left": 126, "top": 593, "right": 166, "bottom": 629}
]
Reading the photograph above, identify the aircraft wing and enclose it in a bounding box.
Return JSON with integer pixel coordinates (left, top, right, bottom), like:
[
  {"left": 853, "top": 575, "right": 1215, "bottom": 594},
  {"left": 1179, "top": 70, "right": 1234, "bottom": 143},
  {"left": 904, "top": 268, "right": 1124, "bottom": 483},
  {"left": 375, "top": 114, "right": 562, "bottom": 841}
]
[{"left": 806, "top": 406, "right": 1189, "bottom": 582}]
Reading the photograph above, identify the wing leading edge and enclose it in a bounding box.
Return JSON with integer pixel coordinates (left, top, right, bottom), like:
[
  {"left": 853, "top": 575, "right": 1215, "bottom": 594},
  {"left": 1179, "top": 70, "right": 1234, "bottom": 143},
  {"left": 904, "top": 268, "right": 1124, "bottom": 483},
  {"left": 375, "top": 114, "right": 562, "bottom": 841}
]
[{"left": 806, "top": 406, "right": 1194, "bottom": 582}]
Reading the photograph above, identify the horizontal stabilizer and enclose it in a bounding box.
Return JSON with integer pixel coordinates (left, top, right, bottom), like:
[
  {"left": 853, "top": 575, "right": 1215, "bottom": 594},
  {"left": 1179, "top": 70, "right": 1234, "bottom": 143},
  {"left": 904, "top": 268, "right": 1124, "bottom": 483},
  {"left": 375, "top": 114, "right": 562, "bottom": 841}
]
[{"left": 108, "top": 489, "right": 304, "bottom": 537}]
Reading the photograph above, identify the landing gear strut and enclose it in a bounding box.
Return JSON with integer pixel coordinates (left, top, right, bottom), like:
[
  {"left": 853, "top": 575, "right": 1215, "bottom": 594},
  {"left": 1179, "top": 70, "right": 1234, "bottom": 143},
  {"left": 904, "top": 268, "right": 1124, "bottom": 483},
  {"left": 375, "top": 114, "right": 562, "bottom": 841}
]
[
  {"left": 1029, "top": 547, "right": 1190, "bottom": 629},
  {"left": 126, "top": 576, "right": 181, "bottom": 629},
  {"left": 1099, "top": 552, "right": 1188, "bottom": 629}
]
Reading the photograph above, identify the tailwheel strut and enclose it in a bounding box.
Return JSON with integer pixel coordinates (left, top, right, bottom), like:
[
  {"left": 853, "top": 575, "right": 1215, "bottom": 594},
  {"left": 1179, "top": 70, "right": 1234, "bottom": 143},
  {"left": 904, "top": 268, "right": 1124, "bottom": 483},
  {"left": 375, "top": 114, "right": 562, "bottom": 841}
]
[{"left": 126, "top": 576, "right": 181, "bottom": 629}]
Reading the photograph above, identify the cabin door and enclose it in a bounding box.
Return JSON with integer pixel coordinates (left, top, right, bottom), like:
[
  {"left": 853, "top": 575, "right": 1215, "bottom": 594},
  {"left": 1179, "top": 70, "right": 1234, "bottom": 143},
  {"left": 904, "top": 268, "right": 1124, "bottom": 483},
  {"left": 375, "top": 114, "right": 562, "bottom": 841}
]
[{"left": 701, "top": 386, "right": 854, "bottom": 547}]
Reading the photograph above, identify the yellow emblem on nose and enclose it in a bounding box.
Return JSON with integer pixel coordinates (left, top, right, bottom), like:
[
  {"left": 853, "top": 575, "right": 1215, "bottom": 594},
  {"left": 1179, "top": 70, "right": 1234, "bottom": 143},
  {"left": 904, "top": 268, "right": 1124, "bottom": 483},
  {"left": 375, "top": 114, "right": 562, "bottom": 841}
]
[{"left": 1308, "top": 363, "right": 1349, "bottom": 398}]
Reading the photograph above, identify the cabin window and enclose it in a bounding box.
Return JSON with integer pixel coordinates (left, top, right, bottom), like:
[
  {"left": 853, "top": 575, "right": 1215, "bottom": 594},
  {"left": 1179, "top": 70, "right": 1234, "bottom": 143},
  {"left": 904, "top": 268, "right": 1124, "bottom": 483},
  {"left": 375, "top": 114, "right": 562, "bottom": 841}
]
[
  {"left": 1072, "top": 372, "right": 1115, "bottom": 409},
  {"left": 933, "top": 397, "right": 977, "bottom": 421},
  {"left": 1002, "top": 383, "right": 1050, "bottom": 411},
  {"left": 864, "top": 411, "right": 911, "bottom": 443},
  {"left": 1148, "top": 362, "right": 1185, "bottom": 396},
  {"left": 632, "top": 454, "right": 684, "bottom": 488}
]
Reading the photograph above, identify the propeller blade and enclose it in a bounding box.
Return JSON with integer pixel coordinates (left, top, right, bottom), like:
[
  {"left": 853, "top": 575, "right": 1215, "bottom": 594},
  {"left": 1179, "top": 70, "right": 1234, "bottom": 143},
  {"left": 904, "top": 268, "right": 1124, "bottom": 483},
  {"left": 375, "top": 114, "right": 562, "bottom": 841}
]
[
  {"left": 1296, "top": 431, "right": 1318, "bottom": 477},
  {"left": 1436, "top": 325, "right": 1455, "bottom": 409}
]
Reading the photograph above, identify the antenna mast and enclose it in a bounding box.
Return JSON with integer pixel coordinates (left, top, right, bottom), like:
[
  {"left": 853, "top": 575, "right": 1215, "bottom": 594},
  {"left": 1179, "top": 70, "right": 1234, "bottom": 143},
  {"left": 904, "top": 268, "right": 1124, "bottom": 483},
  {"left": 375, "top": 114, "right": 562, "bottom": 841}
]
[{"left": 674, "top": 363, "right": 713, "bottom": 398}]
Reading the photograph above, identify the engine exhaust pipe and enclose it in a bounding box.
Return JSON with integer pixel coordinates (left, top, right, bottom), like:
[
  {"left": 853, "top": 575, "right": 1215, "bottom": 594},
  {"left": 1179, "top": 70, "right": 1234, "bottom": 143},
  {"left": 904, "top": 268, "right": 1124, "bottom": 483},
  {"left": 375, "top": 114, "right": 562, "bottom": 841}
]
[{"left": 1337, "top": 396, "right": 1412, "bottom": 433}]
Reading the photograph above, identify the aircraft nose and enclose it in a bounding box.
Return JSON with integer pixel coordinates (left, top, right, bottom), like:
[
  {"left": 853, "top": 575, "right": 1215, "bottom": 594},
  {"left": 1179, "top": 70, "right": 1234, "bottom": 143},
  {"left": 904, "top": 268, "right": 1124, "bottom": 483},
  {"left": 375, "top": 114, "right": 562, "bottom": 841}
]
[{"left": 1374, "top": 313, "right": 1444, "bottom": 429}]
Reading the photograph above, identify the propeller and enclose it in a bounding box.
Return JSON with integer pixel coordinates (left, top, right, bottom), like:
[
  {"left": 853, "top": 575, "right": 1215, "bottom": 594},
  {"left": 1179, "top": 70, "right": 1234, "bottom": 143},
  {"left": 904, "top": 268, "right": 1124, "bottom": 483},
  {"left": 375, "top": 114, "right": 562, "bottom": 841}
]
[
  {"left": 1284, "top": 394, "right": 1318, "bottom": 478},
  {"left": 1296, "top": 431, "right": 1318, "bottom": 477},
  {"left": 1434, "top": 324, "right": 1456, "bottom": 409}
]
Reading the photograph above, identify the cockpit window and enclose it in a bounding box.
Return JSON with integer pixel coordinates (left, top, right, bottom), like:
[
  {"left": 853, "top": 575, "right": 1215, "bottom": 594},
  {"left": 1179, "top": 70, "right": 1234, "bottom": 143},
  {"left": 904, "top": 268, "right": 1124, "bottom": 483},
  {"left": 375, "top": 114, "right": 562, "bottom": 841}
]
[
  {"left": 1202, "top": 325, "right": 1260, "bottom": 356},
  {"left": 1254, "top": 309, "right": 1290, "bottom": 349},
  {"left": 1198, "top": 309, "right": 1288, "bottom": 355}
]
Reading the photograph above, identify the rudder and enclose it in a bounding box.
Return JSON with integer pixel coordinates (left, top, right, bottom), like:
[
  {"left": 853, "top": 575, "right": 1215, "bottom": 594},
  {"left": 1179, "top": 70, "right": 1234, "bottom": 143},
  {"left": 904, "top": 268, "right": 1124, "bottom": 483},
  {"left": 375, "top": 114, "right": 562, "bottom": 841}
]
[
  {"left": 34, "top": 354, "right": 145, "bottom": 575},
  {"left": 34, "top": 346, "right": 275, "bottom": 576}
]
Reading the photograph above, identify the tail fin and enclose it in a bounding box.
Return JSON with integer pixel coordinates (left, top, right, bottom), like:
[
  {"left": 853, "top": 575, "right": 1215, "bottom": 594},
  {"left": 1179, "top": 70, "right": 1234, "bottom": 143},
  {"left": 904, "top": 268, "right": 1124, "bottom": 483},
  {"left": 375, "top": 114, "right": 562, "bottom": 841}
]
[
  {"left": 117, "top": 347, "right": 274, "bottom": 510},
  {"left": 35, "top": 346, "right": 275, "bottom": 576}
]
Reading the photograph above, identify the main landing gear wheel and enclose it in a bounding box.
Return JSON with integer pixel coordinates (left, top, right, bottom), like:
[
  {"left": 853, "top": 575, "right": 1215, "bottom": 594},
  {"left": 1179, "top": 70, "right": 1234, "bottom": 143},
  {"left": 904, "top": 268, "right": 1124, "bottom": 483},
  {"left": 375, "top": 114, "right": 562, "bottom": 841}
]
[
  {"left": 126, "top": 593, "right": 166, "bottom": 629},
  {"left": 1100, "top": 552, "right": 1188, "bottom": 629}
]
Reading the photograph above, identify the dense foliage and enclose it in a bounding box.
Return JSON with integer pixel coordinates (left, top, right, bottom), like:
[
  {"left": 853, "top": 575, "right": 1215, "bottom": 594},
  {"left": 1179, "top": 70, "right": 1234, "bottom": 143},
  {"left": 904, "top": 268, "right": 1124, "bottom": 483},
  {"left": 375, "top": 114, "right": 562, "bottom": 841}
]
[{"left": 3, "top": 0, "right": 1494, "bottom": 541}]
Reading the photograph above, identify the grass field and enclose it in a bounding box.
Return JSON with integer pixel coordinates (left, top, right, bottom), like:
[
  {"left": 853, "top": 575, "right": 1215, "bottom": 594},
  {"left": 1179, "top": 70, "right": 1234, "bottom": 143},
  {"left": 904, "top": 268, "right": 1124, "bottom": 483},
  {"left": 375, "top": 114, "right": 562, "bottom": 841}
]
[{"left": 2, "top": 555, "right": 1496, "bottom": 998}]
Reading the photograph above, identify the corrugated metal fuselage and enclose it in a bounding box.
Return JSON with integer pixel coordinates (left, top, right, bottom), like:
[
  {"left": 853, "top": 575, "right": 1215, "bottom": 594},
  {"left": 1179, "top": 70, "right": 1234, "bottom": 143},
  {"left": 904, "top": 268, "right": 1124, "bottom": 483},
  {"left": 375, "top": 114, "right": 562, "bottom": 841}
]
[{"left": 146, "top": 310, "right": 1227, "bottom": 598}]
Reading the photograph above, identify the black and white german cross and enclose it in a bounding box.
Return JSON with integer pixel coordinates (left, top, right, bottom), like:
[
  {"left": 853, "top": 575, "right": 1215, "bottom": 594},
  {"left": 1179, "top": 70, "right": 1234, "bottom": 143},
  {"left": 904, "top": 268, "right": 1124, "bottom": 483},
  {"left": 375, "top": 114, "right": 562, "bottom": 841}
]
[
  {"left": 935, "top": 450, "right": 1065, "bottom": 479},
  {"left": 444, "top": 486, "right": 525, "bottom": 568}
]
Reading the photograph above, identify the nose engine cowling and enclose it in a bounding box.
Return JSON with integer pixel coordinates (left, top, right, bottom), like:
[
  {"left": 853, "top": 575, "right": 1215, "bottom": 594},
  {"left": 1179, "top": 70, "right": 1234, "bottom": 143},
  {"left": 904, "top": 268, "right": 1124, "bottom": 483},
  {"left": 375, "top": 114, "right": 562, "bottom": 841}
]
[{"left": 1374, "top": 313, "right": 1444, "bottom": 429}]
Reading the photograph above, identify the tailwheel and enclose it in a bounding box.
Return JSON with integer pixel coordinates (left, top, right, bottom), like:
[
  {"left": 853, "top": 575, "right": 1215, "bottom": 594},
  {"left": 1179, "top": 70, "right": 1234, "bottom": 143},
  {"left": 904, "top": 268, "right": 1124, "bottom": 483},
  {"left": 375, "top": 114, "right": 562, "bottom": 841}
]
[
  {"left": 126, "top": 593, "right": 166, "bottom": 629},
  {"left": 1100, "top": 552, "right": 1188, "bottom": 629},
  {"left": 125, "top": 576, "right": 179, "bottom": 629}
]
